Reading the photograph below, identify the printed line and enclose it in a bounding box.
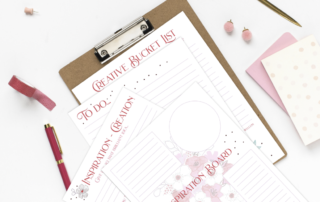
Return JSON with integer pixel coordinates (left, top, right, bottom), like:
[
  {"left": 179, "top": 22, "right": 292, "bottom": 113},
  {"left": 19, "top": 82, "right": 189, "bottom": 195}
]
[
  {"left": 212, "top": 76, "right": 219, "bottom": 82},
  {"left": 266, "top": 189, "right": 283, "bottom": 202},
  {"left": 122, "top": 145, "right": 161, "bottom": 179},
  {"left": 150, "top": 69, "right": 196, "bottom": 100},
  {"left": 163, "top": 99, "right": 176, "bottom": 109},
  {"left": 114, "top": 191, "right": 121, "bottom": 201},
  {"left": 156, "top": 74, "right": 199, "bottom": 105},
  {"left": 218, "top": 86, "right": 226, "bottom": 92},
  {"left": 232, "top": 105, "right": 242, "bottom": 112},
  {"left": 235, "top": 109, "right": 245, "bottom": 117},
  {"left": 127, "top": 149, "right": 164, "bottom": 184},
  {"left": 215, "top": 81, "right": 222, "bottom": 87},
  {"left": 84, "top": 112, "right": 109, "bottom": 129},
  {"left": 138, "top": 58, "right": 188, "bottom": 94},
  {"left": 204, "top": 67, "right": 211, "bottom": 72},
  {"left": 201, "top": 62, "right": 209, "bottom": 67},
  {"left": 237, "top": 165, "right": 261, "bottom": 186},
  {"left": 111, "top": 166, "right": 140, "bottom": 202},
  {"left": 221, "top": 91, "right": 229, "bottom": 97},
  {"left": 133, "top": 157, "right": 172, "bottom": 190},
  {"left": 285, "top": 197, "right": 291, "bottom": 202},
  {"left": 107, "top": 185, "right": 116, "bottom": 201},
  {"left": 140, "top": 161, "right": 178, "bottom": 199},
  {"left": 241, "top": 168, "right": 264, "bottom": 189},
  {"left": 128, "top": 106, "right": 148, "bottom": 142},
  {"left": 233, "top": 161, "right": 257, "bottom": 183},
  {"left": 134, "top": 158, "right": 173, "bottom": 192},
  {"left": 188, "top": 43, "right": 196, "bottom": 49},
  {"left": 138, "top": 107, "right": 154, "bottom": 134},
  {"left": 230, "top": 150, "right": 300, "bottom": 201},
  {"left": 258, "top": 185, "right": 279, "bottom": 201},
  {"left": 142, "top": 63, "right": 192, "bottom": 97},
  {"left": 151, "top": 110, "right": 158, "bottom": 121},
  {"left": 116, "top": 138, "right": 155, "bottom": 173},
  {"left": 88, "top": 125, "right": 102, "bottom": 135},
  {"left": 229, "top": 156, "right": 254, "bottom": 178},
  {"left": 224, "top": 96, "right": 233, "bottom": 102},
  {"left": 95, "top": 179, "right": 110, "bottom": 202},
  {"left": 202, "top": 67, "right": 213, "bottom": 71},
  {"left": 249, "top": 178, "right": 273, "bottom": 199},
  {"left": 119, "top": 142, "right": 158, "bottom": 177},
  {"left": 207, "top": 71, "right": 216, "bottom": 78},
  {"left": 277, "top": 194, "right": 287, "bottom": 202},
  {"left": 198, "top": 57, "right": 206, "bottom": 63},
  {"left": 238, "top": 114, "right": 249, "bottom": 122},
  {"left": 244, "top": 173, "right": 268, "bottom": 194},
  {"left": 141, "top": 162, "right": 180, "bottom": 202},
  {"left": 241, "top": 119, "right": 252, "bottom": 127},
  {"left": 192, "top": 48, "right": 199, "bottom": 53},
  {"left": 101, "top": 181, "right": 113, "bottom": 201},
  {"left": 195, "top": 53, "right": 202, "bottom": 58},
  {"left": 252, "top": 150, "right": 302, "bottom": 200}
]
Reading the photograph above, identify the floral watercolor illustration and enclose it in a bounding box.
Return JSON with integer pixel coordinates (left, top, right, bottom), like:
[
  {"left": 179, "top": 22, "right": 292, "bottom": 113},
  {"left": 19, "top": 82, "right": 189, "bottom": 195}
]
[
  {"left": 166, "top": 166, "right": 194, "bottom": 190},
  {"left": 167, "top": 152, "right": 243, "bottom": 202},
  {"left": 162, "top": 140, "right": 243, "bottom": 202},
  {"left": 76, "top": 184, "right": 89, "bottom": 199},
  {"left": 186, "top": 156, "right": 208, "bottom": 177}
]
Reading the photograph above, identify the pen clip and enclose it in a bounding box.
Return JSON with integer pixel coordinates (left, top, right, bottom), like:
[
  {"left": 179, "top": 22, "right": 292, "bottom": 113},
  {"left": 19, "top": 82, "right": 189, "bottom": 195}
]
[{"left": 52, "top": 126, "right": 63, "bottom": 155}]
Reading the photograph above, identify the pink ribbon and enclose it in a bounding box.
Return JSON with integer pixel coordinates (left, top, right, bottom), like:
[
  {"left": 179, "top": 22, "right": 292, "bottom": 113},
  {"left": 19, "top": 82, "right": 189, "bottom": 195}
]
[{"left": 8, "top": 75, "right": 56, "bottom": 111}]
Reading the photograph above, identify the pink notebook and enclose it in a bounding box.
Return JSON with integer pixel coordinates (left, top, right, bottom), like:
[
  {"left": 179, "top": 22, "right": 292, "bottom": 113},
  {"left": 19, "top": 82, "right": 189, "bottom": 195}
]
[{"left": 246, "top": 32, "right": 297, "bottom": 113}]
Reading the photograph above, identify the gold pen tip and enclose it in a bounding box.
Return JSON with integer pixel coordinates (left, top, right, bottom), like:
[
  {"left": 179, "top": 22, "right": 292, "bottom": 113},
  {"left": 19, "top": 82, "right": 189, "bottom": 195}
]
[{"left": 294, "top": 22, "right": 302, "bottom": 27}]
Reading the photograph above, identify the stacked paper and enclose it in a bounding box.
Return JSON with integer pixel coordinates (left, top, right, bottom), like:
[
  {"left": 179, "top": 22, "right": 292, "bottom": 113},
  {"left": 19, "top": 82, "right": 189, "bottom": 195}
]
[
  {"left": 263, "top": 35, "right": 320, "bottom": 145},
  {"left": 63, "top": 13, "right": 306, "bottom": 202}
]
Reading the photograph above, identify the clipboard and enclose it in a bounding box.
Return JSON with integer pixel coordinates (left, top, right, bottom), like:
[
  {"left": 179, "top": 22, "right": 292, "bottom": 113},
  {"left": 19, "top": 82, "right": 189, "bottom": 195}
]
[{"left": 59, "top": 0, "right": 287, "bottom": 163}]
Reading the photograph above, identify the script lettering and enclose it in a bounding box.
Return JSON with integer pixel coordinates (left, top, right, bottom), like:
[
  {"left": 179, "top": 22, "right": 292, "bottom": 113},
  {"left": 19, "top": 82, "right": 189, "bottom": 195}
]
[{"left": 110, "top": 96, "right": 135, "bottom": 132}]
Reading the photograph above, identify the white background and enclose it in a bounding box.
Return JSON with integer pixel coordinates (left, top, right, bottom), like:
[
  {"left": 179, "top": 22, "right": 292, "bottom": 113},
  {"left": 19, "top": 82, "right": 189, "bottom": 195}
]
[{"left": 0, "top": 0, "right": 319, "bottom": 201}]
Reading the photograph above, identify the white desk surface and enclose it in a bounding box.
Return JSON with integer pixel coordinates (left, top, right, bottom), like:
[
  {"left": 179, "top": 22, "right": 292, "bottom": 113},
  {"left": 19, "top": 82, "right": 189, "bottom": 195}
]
[{"left": 1, "top": 0, "right": 319, "bottom": 201}]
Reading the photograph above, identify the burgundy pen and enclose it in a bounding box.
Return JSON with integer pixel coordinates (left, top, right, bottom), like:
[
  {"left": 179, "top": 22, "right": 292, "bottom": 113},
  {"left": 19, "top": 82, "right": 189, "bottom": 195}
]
[{"left": 44, "top": 124, "right": 71, "bottom": 190}]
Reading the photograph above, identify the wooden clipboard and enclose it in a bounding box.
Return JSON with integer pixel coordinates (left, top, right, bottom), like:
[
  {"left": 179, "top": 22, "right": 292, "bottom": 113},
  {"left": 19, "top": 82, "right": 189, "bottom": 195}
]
[{"left": 59, "top": 0, "right": 287, "bottom": 163}]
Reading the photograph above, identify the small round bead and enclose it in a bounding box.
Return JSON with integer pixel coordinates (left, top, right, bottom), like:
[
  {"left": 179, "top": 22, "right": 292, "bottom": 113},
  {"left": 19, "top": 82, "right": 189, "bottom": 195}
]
[
  {"left": 224, "top": 21, "right": 234, "bottom": 33},
  {"left": 242, "top": 29, "right": 252, "bottom": 41},
  {"left": 24, "top": 7, "right": 34, "bottom": 15}
]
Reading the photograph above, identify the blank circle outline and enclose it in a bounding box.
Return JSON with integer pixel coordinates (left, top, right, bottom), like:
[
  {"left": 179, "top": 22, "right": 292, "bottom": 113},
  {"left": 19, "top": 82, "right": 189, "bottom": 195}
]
[{"left": 168, "top": 101, "right": 221, "bottom": 152}]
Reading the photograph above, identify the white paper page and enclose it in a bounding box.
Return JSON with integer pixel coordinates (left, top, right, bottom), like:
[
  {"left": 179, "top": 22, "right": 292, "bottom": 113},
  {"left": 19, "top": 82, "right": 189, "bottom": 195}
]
[
  {"left": 69, "top": 38, "right": 238, "bottom": 146},
  {"left": 106, "top": 132, "right": 181, "bottom": 202},
  {"left": 71, "top": 12, "right": 284, "bottom": 163},
  {"left": 224, "top": 150, "right": 303, "bottom": 201},
  {"left": 103, "top": 83, "right": 306, "bottom": 202},
  {"left": 63, "top": 88, "right": 163, "bottom": 202}
]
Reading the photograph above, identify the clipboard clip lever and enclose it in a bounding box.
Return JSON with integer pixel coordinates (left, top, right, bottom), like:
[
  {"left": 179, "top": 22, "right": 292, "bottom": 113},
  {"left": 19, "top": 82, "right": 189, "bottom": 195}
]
[{"left": 94, "top": 17, "right": 154, "bottom": 64}]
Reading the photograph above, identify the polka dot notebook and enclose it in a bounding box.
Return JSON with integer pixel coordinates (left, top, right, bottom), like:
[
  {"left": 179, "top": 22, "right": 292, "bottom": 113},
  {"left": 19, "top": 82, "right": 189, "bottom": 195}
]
[{"left": 262, "top": 35, "right": 320, "bottom": 145}]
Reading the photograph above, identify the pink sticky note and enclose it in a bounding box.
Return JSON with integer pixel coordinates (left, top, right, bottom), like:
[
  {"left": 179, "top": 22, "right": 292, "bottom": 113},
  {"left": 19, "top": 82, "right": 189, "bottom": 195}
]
[{"left": 246, "top": 33, "right": 297, "bottom": 113}]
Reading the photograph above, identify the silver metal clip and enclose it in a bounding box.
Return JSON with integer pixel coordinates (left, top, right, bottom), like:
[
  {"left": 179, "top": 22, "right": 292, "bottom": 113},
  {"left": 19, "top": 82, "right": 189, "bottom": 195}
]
[{"left": 94, "top": 17, "right": 154, "bottom": 64}]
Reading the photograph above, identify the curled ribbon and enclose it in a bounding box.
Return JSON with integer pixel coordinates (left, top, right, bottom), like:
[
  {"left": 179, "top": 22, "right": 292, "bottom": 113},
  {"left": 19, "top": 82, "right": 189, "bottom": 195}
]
[{"left": 8, "top": 75, "right": 56, "bottom": 111}]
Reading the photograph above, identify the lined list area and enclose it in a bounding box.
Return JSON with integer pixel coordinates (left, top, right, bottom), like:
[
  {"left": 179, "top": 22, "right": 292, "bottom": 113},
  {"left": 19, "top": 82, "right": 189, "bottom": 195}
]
[
  {"left": 95, "top": 179, "right": 124, "bottom": 202},
  {"left": 137, "top": 58, "right": 214, "bottom": 108},
  {"left": 188, "top": 43, "right": 253, "bottom": 130},
  {"left": 125, "top": 105, "right": 160, "bottom": 144},
  {"left": 111, "top": 133, "right": 181, "bottom": 202},
  {"left": 93, "top": 105, "right": 161, "bottom": 202},
  {"left": 224, "top": 150, "right": 300, "bottom": 202},
  {"left": 86, "top": 112, "right": 110, "bottom": 141}
]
